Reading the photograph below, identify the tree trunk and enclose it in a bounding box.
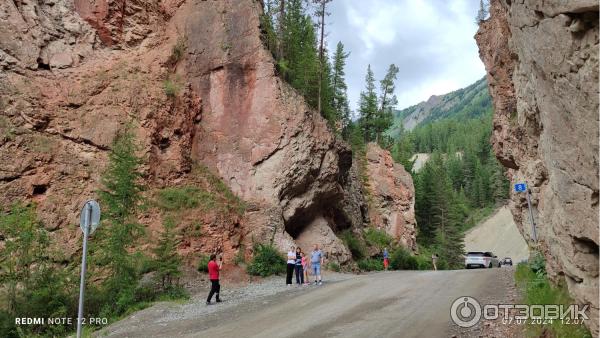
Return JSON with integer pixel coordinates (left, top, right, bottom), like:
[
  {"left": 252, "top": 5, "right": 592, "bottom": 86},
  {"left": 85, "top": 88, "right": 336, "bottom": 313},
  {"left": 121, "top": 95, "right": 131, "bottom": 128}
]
[
  {"left": 278, "top": 0, "right": 285, "bottom": 60},
  {"left": 317, "top": 1, "right": 326, "bottom": 115}
]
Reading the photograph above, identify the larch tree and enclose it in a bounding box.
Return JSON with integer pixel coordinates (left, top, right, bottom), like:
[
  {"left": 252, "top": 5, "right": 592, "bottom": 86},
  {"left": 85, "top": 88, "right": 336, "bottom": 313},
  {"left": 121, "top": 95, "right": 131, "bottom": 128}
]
[
  {"left": 358, "top": 64, "right": 378, "bottom": 142},
  {"left": 313, "top": 0, "right": 332, "bottom": 115},
  {"left": 375, "top": 64, "right": 399, "bottom": 143},
  {"left": 331, "top": 41, "right": 350, "bottom": 136}
]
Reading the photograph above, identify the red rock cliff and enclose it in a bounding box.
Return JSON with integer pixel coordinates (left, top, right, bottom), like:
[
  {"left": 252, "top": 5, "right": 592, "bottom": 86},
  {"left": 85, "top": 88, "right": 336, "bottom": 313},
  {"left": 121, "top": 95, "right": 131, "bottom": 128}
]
[
  {"left": 475, "top": 0, "right": 599, "bottom": 334},
  {"left": 0, "top": 0, "right": 416, "bottom": 267}
]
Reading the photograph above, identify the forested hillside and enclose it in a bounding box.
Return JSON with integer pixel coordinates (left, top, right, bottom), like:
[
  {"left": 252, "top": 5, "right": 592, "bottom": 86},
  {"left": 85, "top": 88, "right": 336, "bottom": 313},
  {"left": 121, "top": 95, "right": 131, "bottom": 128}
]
[
  {"left": 389, "top": 80, "right": 509, "bottom": 269},
  {"left": 389, "top": 77, "right": 491, "bottom": 136}
]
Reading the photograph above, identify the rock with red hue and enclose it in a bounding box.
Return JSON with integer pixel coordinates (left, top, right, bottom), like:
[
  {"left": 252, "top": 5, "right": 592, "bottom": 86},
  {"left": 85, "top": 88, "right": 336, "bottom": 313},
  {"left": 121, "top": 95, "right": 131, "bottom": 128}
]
[
  {"left": 476, "top": 0, "right": 599, "bottom": 335},
  {"left": 365, "top": 143, "right": 417, "bottom": 252},
  {"left": 0, "top": 0, "right": 415, "bottom": 271}
]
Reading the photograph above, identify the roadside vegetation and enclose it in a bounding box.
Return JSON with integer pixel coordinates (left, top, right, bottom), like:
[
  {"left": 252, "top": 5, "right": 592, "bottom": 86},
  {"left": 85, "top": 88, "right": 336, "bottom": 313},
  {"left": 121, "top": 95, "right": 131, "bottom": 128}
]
[
  {"left": 247, "top": 244, "right": 286, "bottom": 277},
  {"left": 515, "top": 253, "right": 592, "bottom": 338},
  {"left": 0, "top": 127, "right": 189, "bottom": 337}
]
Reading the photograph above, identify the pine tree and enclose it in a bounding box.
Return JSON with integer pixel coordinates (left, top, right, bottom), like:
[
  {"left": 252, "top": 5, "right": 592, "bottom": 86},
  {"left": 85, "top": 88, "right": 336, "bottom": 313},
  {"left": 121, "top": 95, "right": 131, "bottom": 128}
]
[
  {"left": 94, "top": 125, "right": 145, "bottom": 311},
  {"left": 153, "top": 217, "right": 182, "bottom": 290},
  {"left": 392, "top": 130, "right": 415, "bottom": 172},
  {"left": 358, "top": 64, "right": 378, "bottom": 142},
  {"left": 331, "top": 41, "right": 351, "bottom": 136},
  {"left": 281, "top": 0, "right": 320, "bottom": 108},
  {"left": 476, "top": 0, "right": 488, "bottom": 24},
  {"left": 374, "top": 64, "right": 399, "bottom": 143},
  {"left": 313, "top": 0, "right": 333, "bottom": 115}
]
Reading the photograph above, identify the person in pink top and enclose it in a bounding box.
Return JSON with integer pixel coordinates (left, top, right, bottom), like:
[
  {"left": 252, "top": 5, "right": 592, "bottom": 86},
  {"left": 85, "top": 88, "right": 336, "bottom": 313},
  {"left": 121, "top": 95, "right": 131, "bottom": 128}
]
[
  {"left": 206, "top": 254, "right": 223, "bottom": 305},
  {"left": 301, "top": 251, "right": 309, "bottom": 285}
]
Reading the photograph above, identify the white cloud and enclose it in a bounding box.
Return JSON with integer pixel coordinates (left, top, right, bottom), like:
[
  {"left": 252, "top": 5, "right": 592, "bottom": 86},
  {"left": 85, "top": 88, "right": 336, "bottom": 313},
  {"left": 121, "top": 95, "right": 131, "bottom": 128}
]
[{"left": 327, "top": 0, "right": 486, "bottom": 111}]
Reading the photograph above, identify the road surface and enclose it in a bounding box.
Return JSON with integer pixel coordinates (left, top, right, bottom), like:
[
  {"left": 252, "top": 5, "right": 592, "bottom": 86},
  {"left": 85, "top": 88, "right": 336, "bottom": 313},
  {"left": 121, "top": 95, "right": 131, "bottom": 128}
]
[{"left": 99, "top": 268, "right": 514, "bottom": 338}]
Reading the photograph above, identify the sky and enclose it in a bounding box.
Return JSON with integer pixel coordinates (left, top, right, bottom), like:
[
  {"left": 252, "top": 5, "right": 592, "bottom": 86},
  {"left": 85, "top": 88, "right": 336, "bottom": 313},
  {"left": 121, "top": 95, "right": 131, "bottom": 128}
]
[{"left": 323, "top": 0, "right": 486, "bottom": 112}]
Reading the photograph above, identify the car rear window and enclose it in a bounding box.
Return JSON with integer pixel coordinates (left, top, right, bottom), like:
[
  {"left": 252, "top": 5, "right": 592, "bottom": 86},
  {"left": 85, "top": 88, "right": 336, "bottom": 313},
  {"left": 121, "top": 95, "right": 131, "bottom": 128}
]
[{"left": 467, "top": 252, "right": 484, "bottom": 256}]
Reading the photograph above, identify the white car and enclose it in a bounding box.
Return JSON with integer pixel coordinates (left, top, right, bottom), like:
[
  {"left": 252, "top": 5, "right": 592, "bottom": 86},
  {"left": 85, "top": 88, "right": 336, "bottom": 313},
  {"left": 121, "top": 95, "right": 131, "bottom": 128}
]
[{"left": 465, "top": 251, "right": 500, "bottom": 269}]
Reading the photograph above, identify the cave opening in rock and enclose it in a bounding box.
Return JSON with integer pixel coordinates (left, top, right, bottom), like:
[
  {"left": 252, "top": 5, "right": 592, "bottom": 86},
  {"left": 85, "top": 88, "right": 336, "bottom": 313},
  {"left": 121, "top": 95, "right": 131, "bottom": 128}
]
[
  {"left": 284, "top": 202, "right": 352, "bottom": 239},
  {"left": 36, "top": 58, "right": 50, "bottom": 70},
  {"left": 32, "top": 184, "right": 47, "bottom": 196}
]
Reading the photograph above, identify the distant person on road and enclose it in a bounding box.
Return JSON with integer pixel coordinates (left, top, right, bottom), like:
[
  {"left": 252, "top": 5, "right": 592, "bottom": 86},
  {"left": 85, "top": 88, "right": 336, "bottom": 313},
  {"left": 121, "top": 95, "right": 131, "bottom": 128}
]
[
  {"left": 206, "top": 254, "right": 222, "bottom": 305},
  {"left": 295, "top": 247, "right": 304, "bottom": 285},
  {"left": 286, "top": 246, "right": 296, "bottom": 286},
  {"left": 311, "top": 244, "right": 324, "bottom": 285},
  {"left": 301, "top": 251, "right": 309, "bottom": 285},
  {"left": 432, "top": 253, "right": 438, "bottom": 271},
  {"left": 383, "top": 248, "right": 389, "bottom": 270}
]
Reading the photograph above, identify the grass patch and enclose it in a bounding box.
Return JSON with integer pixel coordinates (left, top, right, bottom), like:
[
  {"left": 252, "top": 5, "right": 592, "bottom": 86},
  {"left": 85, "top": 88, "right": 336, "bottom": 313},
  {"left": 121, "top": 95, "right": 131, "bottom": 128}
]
[
  {"left": 156, "top": 186, "right": 215, "bottom": 212},
  {"left": 514, "top": 254, "right": 592, "bottom": 338},
  {"left": 168, "top": 37, "right": 187, "bottom": 65},
  {"left": 364, "top": 228, "right": 394, "bottom": 250},
  {"left": 163, "top": 78, "right": 182, "bottom": 98},
  {"left": 340, "top": 230, "right": 366, "bottom": 259},
  {"left": 326, "top": 262, "right": 341, "bottom": 272},
  {"left": 193, "top": 165, "right": 246, "bottom": 215},
  {"left": 246, "top": 244, "right": 286, "bottom": 277}
]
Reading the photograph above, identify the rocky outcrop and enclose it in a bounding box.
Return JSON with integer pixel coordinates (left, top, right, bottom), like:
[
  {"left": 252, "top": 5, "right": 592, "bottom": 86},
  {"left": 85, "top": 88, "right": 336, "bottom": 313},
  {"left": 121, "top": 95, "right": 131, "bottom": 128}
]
[
  {"left": 0, "top": 0, "right": 415, "bottom": 268},
  {"left": 365, "top": 143, "right": 417, "bottom": 251},
  {"left": 475, "top": 0, "right": 599, "bottom": 335}
]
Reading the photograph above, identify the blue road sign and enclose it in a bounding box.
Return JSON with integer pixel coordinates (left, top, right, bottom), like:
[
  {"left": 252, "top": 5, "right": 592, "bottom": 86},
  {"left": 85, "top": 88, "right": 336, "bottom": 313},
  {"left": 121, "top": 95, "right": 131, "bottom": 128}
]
[{"left": 514, "top": 183, "right": 527, "bottom": 192}]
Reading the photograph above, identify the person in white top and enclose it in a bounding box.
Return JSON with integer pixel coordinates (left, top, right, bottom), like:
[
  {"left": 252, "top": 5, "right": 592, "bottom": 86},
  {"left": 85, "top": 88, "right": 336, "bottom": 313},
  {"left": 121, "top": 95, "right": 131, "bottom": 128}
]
[{"left": 286, "top": 246, "right": 296, "bottom": 286}]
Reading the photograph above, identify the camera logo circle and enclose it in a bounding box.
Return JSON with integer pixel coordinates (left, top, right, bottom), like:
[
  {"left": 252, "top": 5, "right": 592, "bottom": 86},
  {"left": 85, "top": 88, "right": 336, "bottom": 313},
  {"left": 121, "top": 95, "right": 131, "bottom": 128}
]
[{"left": 450, "top": 296, "right": 482, "bottom": 328}]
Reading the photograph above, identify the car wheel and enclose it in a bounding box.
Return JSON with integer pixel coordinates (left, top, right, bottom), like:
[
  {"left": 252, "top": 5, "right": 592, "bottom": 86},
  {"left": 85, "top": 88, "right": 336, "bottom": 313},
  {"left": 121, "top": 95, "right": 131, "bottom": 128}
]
[{"left": 488, "top": 263, "right": 492, "bottom": 268}]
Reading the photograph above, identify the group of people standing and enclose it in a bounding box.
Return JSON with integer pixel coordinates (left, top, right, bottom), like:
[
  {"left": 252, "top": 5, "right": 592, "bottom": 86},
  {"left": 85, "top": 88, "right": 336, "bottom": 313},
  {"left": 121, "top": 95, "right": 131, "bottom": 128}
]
[{"left": 286, "top": 244, "right": 324, "bottom": 286}]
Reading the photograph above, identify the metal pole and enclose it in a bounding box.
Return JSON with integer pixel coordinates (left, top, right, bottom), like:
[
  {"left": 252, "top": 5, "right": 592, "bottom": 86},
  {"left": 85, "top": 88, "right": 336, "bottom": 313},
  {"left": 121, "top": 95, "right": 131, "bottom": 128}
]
[
  {"left": 76, "top": 203, "right": 91, "bottom": 338},
  {"left": 526, "top": 189, "right": 538, "bottom": 243}
]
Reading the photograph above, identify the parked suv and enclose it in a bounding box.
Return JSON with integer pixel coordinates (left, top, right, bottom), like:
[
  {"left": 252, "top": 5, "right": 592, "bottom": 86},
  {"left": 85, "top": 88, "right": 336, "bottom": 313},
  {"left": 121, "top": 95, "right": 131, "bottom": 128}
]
[{"left": 465, "top": 251, "right": 499, "bottom": 269}]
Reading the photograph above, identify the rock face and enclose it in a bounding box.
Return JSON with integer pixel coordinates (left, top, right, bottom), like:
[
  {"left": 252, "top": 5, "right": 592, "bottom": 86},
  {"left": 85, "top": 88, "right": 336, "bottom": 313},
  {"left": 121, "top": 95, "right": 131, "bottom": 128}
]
[
  {"left": 475, "top": 0, "right": 599, "bottom": 335},
  {"left": 365, "top": 143, "right": 417, "bottom": 251},
  {"left": 0, "top": 0, "right": 415, "bottom": 268}
]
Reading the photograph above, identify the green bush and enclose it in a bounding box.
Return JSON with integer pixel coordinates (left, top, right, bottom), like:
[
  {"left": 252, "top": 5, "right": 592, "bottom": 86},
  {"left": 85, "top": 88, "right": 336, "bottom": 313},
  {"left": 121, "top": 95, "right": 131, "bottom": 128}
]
[
  {"left": 197, "top": 255, "right": 210, "bottom": 273},
  {"left": 0, "top": 310, "right": 18, "bottom": 338},
  {"left": 415, "top": 255, "right": 433, "bottom": 270},
  {"left": 340, "top": 230, "right": 366, "bottom": 259},
  {"left": 247, "top": 244, "right": 286, "bottom": 277},
  {"left": 327, "top": 262, "right": 341, "bottom": 272},
  {"left": 529, "top": 252, "right": 546, "bottom": 277},
  {"left": 364, "top": 228, "right": 393, "bottom": 249},
  {"left": 157, "top": 186, "right": 215, "bottom": 211},
  {"left": 389, "top": 247, "right": 419, "bottom": 270},
  {"left": 357, "top": 258, "right": 384, "bottom": 271}
]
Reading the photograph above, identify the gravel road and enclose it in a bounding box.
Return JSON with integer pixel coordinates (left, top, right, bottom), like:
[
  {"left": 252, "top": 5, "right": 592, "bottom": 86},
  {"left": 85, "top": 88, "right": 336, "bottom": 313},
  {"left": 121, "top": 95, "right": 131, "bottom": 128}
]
[{"left": 97, "top": 268, "right": 518, "bottom": 338}]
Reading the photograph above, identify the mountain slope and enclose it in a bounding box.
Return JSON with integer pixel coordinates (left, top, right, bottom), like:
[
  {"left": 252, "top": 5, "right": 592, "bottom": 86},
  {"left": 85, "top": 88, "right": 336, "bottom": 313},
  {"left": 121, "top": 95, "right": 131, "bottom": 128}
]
[{"left": 388, "top": 77, "right": 491, "bottom": 136}]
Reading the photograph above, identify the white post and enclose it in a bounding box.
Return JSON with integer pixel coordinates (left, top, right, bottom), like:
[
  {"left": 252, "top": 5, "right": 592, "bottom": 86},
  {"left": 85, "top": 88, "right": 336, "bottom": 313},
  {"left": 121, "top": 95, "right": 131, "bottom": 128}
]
[
  {"left": 525, "top": 188, "right": 537, "bottom": 243},
  {"left": 76, "top": 203, "right": 91, "bottom": 338}
]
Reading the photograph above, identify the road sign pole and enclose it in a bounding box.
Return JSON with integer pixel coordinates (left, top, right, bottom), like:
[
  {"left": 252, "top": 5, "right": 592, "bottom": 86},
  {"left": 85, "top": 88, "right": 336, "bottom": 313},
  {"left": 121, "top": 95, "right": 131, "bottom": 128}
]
[
  {"left": 76, "top": 203, "right": 91, "bottom": 338},
  {"left": 525, "top": 188, "right": 538, "bottom": 243}
]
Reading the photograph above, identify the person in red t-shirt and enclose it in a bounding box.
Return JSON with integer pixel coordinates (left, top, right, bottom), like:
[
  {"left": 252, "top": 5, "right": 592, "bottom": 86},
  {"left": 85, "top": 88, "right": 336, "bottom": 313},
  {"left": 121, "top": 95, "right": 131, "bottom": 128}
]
[{"left": 206, "top": 254, "right": 223, "bottom": 305}]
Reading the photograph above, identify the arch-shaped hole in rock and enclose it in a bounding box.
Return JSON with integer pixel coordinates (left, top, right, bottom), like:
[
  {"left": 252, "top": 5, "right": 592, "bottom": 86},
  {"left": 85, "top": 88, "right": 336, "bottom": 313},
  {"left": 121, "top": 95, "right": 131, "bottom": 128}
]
[
  {"left": 284, "top": 202, "right": 352, "bottom": 239},
  {"left": 32, "top": 184, "right": 48, "bottom": 196}
]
